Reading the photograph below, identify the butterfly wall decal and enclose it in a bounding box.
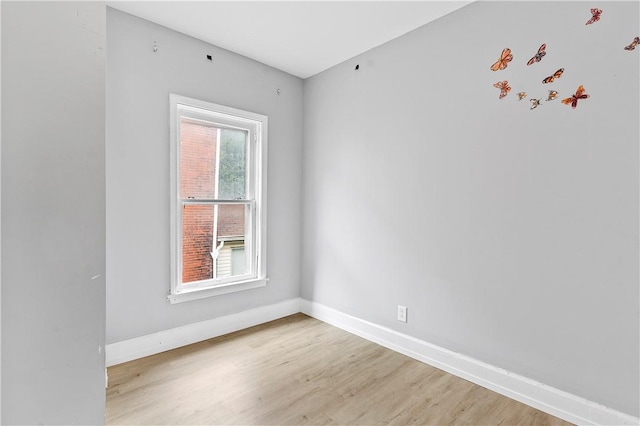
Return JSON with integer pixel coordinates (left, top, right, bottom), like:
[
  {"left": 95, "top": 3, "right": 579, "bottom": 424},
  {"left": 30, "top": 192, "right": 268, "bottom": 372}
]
[
  {"left": 562, "top": 85, "right": 590, "bottom": 109},
  {"left": 527, "top": 44, "right": 547, "bottom": 66},
  {"left": 490, "top": 48, "right": 513, "bottom": 71},
  {"left": 530, "top": 99, "right": 542, "bottom": 110},
  {"left": 585, "top": 8, "right": 602, "bottom": 25},
  {"left": 624, "top": 36, "right": 640, "bottom": 51},
  {"left": 547, "top": 90, "right": 559, "bottom": 101},
  {"left": 542, "top": 68, "right": 564, "bottom": 84},
  {"left": 517, "top": 92, "right": 527, "bottom": 101},
  {"left": 493, "top": 81, "right": 511, "bottom": 99}
]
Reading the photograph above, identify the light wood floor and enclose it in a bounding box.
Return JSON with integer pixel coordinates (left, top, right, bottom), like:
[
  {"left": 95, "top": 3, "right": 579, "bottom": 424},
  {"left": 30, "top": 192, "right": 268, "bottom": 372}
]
[{"left": 106, "top": 313, "right": 573, "bottom": 425}]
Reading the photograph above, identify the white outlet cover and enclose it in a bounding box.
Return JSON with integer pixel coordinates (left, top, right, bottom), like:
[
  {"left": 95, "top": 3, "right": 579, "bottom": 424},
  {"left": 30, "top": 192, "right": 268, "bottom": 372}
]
[{"left": 398, "top": 305, "right": 407, "bottom": 322}]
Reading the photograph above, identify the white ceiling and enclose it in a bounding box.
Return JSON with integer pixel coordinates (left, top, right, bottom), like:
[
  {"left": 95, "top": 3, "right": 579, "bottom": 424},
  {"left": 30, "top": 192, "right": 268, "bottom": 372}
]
[{"left": 106, "top": 1, "right": 473, "bottom": 79}]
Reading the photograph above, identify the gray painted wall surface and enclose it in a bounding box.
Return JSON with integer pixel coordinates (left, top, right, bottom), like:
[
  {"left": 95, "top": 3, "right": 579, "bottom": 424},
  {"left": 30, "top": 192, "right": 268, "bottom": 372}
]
[
  {"left": 1, "top": 2, "right": 3, "bottom": 422},
  {"left": 1, "top": 2, "right": 106, "bottom": 424},
  {"left": 302, "top": 1, "right": 639, "bottom": 417},
  {"left": 106, "top": 8, "right": 303, "bottom": 343}
]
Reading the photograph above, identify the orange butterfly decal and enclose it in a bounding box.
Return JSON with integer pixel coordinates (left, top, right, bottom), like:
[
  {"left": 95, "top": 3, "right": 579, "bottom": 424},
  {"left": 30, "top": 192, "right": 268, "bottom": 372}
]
[
  {"left": 490, "top": 48, "right": 513, "bottom": 71},
  {"left": 527, "top": 44, "right": 546, "bottom": 66},
  {"left": 624, "top": 36, "right": 640, "bottom": 51},
  {"left": 542, "top": 68, "right": 564, "bottom": 84},
  {"left": 547, "top": 90, "right": 559, "bottom": 101},
  {"left": 517, "top": 92, "right": 527, "bottom": 101},
  {"left": 562, "top": 85, "right": 590, "bottom": 109},
  {"left": 530, "top": 99, "right": 542, "bottom": 110},
  {"left": 493, "top": 81, "right": 511, "bottom": 99},
  {"left": 586, "top": 8, "right": 602, "bottom": 25}
]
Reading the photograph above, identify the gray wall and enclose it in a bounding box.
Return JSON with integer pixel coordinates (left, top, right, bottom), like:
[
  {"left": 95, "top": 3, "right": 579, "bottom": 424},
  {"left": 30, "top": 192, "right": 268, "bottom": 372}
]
[
  {"left": 0, "top": 2, "right": 3, "bottom": 421},
  {"left": 106, "top": 8, "right": 303, "bottom": 343},
  {"left": 1, "top": 2, "right": 106, "bottom": 424},
  {"left": 302, "top": 1, "right": 639, "bottom": 417}
]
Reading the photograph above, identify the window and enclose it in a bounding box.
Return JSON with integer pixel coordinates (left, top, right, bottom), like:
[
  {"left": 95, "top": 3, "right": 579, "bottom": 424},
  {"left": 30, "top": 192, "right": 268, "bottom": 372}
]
[{"left": 169, "top": 94, "right": 267, "bottom": 303}]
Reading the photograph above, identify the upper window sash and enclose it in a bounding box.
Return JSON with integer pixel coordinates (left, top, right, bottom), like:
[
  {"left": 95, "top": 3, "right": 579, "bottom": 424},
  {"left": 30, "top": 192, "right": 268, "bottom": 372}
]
[{"left": 178, "top": 116, "right": 251, "bottom": 202}]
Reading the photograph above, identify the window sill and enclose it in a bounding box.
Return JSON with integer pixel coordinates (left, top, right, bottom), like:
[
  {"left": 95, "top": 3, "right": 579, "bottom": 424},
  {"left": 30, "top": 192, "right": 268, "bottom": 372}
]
[{"left": 167, "top": 277, "right": 269, "bottom": 304}]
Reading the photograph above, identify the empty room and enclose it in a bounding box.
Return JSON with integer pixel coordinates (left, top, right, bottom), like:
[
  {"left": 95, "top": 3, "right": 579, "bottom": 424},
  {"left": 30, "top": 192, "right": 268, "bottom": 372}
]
[{"left": 1, "top": 1, "right": 639, "bottom": 425}]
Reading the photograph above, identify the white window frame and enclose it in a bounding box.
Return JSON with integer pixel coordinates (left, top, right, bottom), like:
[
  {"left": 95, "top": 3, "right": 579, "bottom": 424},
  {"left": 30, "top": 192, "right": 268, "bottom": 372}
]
[{"left": 168, "top": 94, "right": 268, "bottom": 303}]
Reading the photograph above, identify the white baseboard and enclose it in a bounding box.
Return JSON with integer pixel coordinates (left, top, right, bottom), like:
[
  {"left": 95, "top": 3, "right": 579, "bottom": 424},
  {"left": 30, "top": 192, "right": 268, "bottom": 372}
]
[
  {"left": 105, "top": 296, "right": 638, "bottom": 426},
  {"left": 106, "top": 297, "right": 301, "bottom": 367},
  {"left": 300, "top": 299, "right": 639, "bottom": 426}
]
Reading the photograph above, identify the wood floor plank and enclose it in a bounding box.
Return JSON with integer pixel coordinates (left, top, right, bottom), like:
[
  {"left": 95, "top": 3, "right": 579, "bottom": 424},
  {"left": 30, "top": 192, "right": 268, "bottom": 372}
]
[{"left": 106, "top": 313, "right": 573, "bottom": 426}]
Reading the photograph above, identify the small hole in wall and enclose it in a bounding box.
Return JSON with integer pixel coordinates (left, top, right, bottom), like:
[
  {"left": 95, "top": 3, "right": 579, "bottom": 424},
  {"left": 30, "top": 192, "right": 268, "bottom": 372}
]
[
  {"left": 355, "top": 64, "right": 360, "bottom": 70},
  {"left": 206, "top": 55, "right": 212, "bottom": 61}
]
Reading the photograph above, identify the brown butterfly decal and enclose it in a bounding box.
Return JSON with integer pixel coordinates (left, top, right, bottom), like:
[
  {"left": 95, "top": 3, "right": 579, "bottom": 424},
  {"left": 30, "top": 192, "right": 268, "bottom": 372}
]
[
  {"left": 624, "top": 36, "right": 640, "bottom": 51},
  {"left": 586, "top": 8, "right": 602, "bottom": 25},
  {"left": 562, "top": 85, "right": 589, "bottom": 109},
  {"left": 493, "top": 81, "right": 511, "bottom": 99},
  {"left": 530, "top": 99, "right": 542, "bottom": 110},
  {"left": 517, "top": 92, "right": 527, "bottom": 101},
  {"left": 547, "top": 90, "right": 559, "bottom": 101},
  {"left": 542, "top": 68, "right": 564, "bottom": 84},
  {"left": 527, "top": 44, "right": 547, "bottom": 66},
  {"left": 490, "top": 48, "right": 513, "bottom": 71}
]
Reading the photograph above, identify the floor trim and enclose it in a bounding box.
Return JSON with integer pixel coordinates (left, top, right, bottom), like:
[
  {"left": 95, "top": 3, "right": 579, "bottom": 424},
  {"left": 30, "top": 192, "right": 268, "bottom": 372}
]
[
  {"left": 105, "top": 297, "right": 638, "bottom": 426},
  {"left": 300, "top": 299, "right": 639, "bottom": 426},
  {"left": 105, "top": 297, "right": 301, "bottom": 367}
]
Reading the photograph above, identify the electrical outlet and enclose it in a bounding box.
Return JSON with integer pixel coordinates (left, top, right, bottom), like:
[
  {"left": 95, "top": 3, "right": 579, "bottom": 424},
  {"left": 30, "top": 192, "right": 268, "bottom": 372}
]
[{"left": 398, "top": 305, "right": 407, "bottom": 323}]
